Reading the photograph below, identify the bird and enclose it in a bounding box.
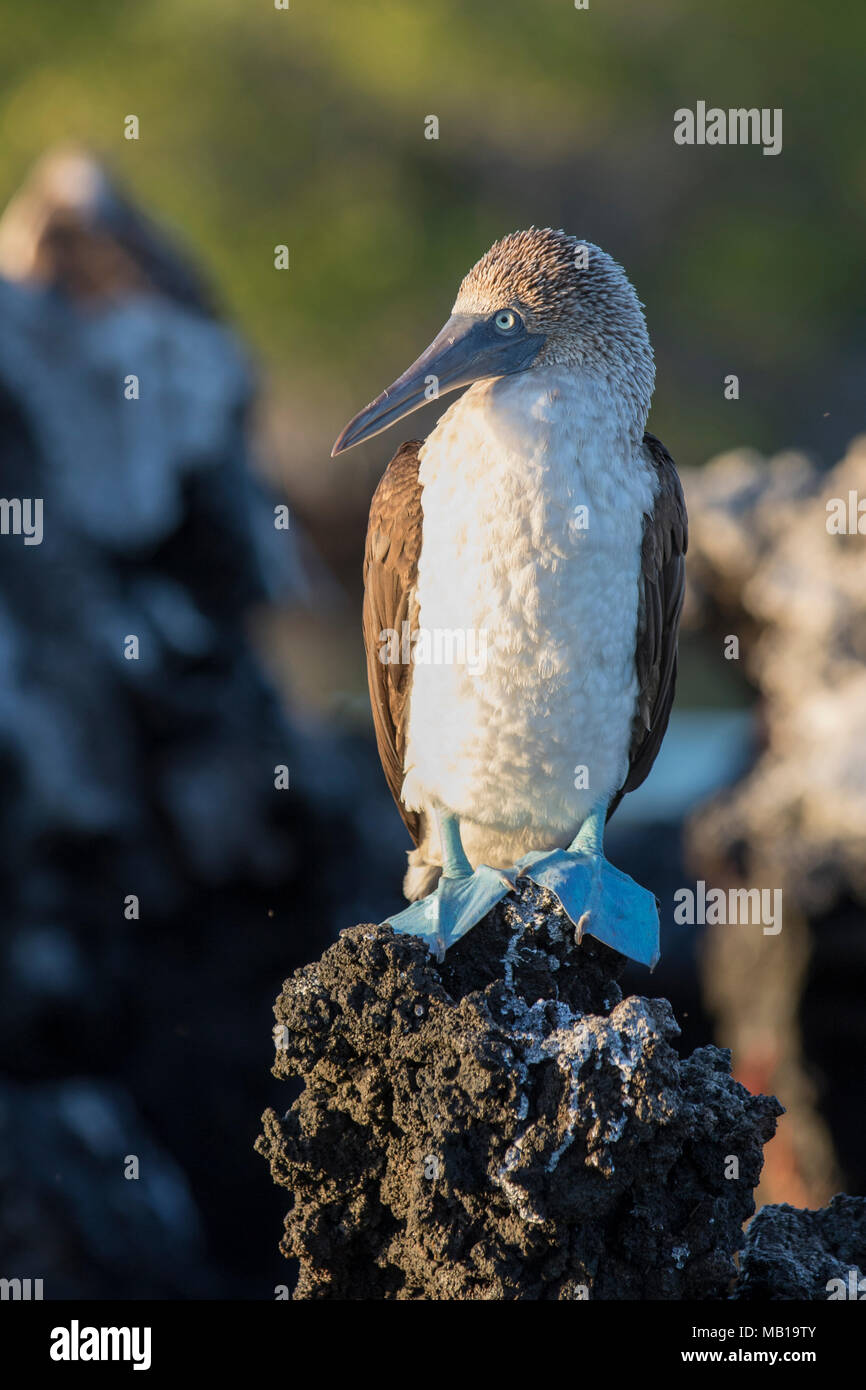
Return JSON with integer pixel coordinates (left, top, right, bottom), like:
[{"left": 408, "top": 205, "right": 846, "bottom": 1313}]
[{"left": 332, "top": 228, "right": 687, "bottom": 967}]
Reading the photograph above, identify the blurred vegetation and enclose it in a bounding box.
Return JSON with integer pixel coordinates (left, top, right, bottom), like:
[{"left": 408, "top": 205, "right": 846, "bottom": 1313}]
[{"left": 0, "top": 0, "right": 862, "bottom": 471}]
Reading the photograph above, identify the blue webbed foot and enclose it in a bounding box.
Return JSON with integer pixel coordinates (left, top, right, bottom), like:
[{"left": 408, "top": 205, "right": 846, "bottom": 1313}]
[
  {"left": 514, "top": 847, "right": 660, "bottom": 968},
  {"left": 382, "top": 866, "right": 515, "bottom": 962}
]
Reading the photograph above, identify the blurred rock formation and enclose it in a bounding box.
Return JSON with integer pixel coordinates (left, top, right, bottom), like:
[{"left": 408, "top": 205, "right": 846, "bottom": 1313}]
[
  {"left": 0, "top": 1079, "right": 211, "bottom": 1298},
  {"left": 0, "top": 146, "right": 214, "bottom": 312},
  {"left": 0, "top": 149, "right": 393, "bottom": 1297},
  {"left": 681, "top": 438, "right": 866, "bottom": 1209},
  {"left": 258, "top": 888, "right": 782, "bottom": 1300}
]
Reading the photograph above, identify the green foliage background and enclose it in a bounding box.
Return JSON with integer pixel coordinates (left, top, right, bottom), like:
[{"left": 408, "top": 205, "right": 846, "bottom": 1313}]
[{"left": 1, "top": 0, "right": 862, "bottom": 467}]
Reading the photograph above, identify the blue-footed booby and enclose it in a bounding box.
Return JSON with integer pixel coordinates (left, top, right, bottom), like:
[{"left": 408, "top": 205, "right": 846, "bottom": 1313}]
[{"left": 332, "top": 228, "right": 687, "bottom": 967}]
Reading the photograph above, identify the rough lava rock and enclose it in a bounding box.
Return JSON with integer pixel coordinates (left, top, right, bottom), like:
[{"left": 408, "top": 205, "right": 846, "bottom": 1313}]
[
  {"left": 258, "top": 885, "right": 783, "bottom": 1300},
  {"left": 734, "top": 1195, "right": 866, "bottom": 1301}
]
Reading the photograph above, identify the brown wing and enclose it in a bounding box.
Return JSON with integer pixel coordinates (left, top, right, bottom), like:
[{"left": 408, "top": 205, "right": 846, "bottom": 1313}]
[
  {"left": 362, "top": 439, "right": 424, "bottom": 845},
  {"left": 607, "top": 431, "right": 688, "bottom": 820}
]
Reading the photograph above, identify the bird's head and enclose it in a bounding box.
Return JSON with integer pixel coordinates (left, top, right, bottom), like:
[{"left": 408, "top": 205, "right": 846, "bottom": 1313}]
[{"left": 332, "top": 227, "right": 654, "bottom": 456}]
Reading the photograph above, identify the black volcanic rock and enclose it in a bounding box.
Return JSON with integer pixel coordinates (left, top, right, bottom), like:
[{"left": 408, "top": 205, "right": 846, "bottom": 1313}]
[
  {"left": 734, "top": 1194, "right": 866, "bottom": 1301},
  {"left": 258, "top": 885, "right": 783, "bottom": 1300}
]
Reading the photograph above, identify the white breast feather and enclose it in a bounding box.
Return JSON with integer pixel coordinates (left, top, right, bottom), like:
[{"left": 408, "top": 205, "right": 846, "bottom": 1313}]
[{"left": 401, "top": 367, "right": 658, "bottom": 867}]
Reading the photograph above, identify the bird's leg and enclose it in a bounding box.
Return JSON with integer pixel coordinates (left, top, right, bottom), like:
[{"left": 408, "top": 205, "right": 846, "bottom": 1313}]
[
  {"left": 382, "top": 809, "right": 515, "bottom": 962},
  {"left": 513, "top": 799, "right": 660, "bottom": 968},
  {"left": 567, "top": 802, "right": 606, "bottom": 857},
  {"left": 438, "top": 809, "right": 474, "bottom": 879}
]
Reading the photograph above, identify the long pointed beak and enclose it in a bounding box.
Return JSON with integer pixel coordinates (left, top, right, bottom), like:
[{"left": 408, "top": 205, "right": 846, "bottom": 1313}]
[{"left": 331, "top": 312, "right": 544, "bottom": 457}]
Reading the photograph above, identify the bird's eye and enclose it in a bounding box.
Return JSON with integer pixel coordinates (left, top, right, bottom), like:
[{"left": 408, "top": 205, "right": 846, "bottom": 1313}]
[{"left": 494, "top": 309, "right": 520, "bottom": 334}]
